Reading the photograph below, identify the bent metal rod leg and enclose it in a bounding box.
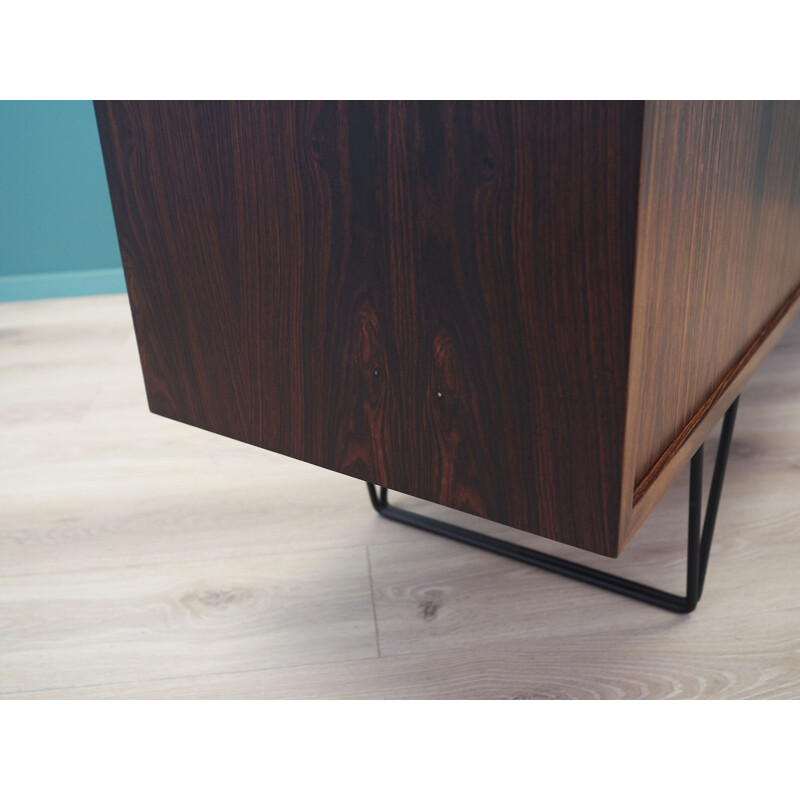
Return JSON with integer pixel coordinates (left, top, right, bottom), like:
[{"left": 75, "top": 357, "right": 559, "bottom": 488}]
[{"left": 366, "top": 397, "right": 740, "bottom": 614}]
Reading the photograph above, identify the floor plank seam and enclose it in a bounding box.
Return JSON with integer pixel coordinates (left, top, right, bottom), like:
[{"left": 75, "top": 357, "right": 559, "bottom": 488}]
[{"left": 366, "top": 545, "right": 382, "bottom": 657}]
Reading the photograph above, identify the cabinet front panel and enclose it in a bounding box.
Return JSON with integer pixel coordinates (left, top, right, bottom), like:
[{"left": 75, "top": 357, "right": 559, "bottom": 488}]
[{"left": 96, "top": 101, "right": 643, "bottom": 555}]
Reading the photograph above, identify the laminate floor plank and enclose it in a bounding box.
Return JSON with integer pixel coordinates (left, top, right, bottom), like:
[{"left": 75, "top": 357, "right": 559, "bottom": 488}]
[
  {"left": 0, "top": 295, "right": 133, "bottom": 465},
  {"left": 7, "top": 610, "right": 798, "bottom": 700},
  {"left": 0, "top": 547, "right": 377, "bottom": 695}
]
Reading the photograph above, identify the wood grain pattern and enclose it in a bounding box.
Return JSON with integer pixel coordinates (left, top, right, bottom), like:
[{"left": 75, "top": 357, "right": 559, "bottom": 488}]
[
  {"left": 624, "top": 102, "right": 800, "bottom": 538},
  {"left": 12, "top": 614, "right": 799, "bottom": 700},
  {"left": 626, "top": 284, "right": 800, "bottom": 541},
  {"left": 1, "top": 296, "right": 798, "bottom": 699},
  {"left": 95, "top": 101, "right": 644, "bottom": 556},
  {"left": 0, "top": 549, "right": 377, "bottom": 695}
]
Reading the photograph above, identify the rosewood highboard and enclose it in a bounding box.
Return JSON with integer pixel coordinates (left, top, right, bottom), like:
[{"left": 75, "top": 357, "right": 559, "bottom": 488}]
[{"left": 95, "top": 101, "right": 800, "bottom": 612}]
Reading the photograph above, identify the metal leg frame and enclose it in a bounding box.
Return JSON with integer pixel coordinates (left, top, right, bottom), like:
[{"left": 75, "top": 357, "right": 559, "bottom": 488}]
[{"left": 367, "top": 397, "right": 740, "bottom": 614}]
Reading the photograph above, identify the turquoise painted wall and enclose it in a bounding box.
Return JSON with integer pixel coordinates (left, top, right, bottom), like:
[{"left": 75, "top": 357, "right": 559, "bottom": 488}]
[{"left": 0, "top": 100, "right": 125, "bottom": 302}]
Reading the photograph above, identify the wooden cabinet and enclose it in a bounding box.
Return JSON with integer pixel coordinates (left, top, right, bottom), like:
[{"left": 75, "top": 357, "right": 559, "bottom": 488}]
[{"left": 95, "top": 101, "right": 800, "bottom": 557}]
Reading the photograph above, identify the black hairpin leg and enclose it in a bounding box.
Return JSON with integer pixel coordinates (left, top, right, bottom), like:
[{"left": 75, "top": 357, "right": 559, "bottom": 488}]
[{"left": 367, "top": 397, "right": 740, "bottom": 614}]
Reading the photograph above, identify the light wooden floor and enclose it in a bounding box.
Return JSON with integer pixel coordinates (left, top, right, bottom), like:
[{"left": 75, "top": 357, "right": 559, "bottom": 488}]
[{"left": 1, "top": 295, "right": 799, "bottom": 699}]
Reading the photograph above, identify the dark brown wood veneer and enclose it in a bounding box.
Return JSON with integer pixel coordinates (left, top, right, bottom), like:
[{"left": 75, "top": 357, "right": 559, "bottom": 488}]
[{"left": 95, "top": 101, "right": 800, "bottom": 557}]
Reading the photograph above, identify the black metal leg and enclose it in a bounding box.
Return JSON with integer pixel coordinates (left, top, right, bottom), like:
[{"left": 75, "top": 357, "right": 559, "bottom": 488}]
[{"left": 367, "top": 396, "right": 740, "bottom": 614}]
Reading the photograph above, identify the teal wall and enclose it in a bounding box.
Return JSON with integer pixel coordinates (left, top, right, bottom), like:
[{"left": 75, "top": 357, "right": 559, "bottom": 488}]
[{"left": 0, "top": 101, "right": 125, "bottom": 302}]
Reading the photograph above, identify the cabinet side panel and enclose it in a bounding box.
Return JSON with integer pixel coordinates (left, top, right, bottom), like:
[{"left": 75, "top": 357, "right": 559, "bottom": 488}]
[
  {"left": 627, "top": 101, "right": 800, "bottom": 509},
  {"left": 95, "top": 101, "right": 642, "bottom": 556}
]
